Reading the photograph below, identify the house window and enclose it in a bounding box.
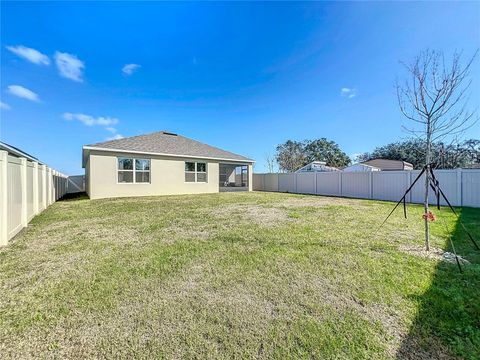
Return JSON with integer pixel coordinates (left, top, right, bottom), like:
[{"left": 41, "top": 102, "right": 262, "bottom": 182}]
[
  {"left": 185, "top": 161, "right": 207, "bottom": 182},
  {"left": 118, "top": 157, "right": 150, "bottom": 183}
]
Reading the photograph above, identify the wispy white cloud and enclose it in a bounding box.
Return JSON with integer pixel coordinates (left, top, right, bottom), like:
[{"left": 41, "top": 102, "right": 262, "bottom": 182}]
[
  {"left": 0, "top": 101, "right": 11, "bottom": 110},
  {"left": 7, "top": 85, "right": 40, "bottom": 102},
  {"left": 64, "top": 113, "right": 123, "bottom": 140},
  {"left": 122, "top": 63, "right": 141, "bottom": 76},
  {"left": 63, "top": 113, "right": 119, "bottom": 127},
  {"left": 55, "top": 52, "right": 84, "bottom": 82},
  {"left": 6, "top": 45, "right": 50, "bottom": 65},
  {"left": 341, "top": 87, "right": 357, "bottom": 99},
  {"left": 105, "top": 126, "right": 123, "bottom": 140},
  {"left": 106, "top": 134, "right": 124, "bottom": 141}
]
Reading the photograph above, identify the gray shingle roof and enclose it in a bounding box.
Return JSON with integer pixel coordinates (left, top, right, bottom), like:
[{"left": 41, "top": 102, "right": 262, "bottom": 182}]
[{"left": 85, "top": 131, "right": 254, "bottom": 162}]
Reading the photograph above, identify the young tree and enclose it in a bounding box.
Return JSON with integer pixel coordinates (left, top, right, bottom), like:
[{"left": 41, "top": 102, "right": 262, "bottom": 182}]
[
  {"left": 275, "top": 140, "right": 307, "bottom": 172},
  {"left": 396, "top": 50, "right": 477, "bottom": 250},
  {"left": 264, "top": 153, "right": 277, "bottom": 173}
]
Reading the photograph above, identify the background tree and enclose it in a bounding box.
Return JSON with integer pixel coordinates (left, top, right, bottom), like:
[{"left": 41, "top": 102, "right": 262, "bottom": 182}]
[
  {"left": 275, "top": 138, "right": 350, "bottom": 172},
  {"left": 275, "top": 140, "right": 307, "bottom": 172},
  {"left": 396, "top": 49, "right": 477, "bottom": 250},
  {"left": 304, "top": 138, "right": 351, "bottom": 168}
]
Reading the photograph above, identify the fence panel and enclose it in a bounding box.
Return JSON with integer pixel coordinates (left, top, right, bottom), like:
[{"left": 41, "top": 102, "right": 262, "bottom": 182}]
[
  {"left": 316, "top": 172, "right": 341, "bottom": 196},
  {"left": 7, "top": 156, "right": 23, "bottom": 240},
  {"left": 409, "top": 170, "right": 460, "bottom": 206},
  {"left": 26, "top": 162, "right": 34, "bottom": 221},
  {"left": 38, "top": 166, "right": 45, "bottom": 211},
  {"left": 252, "top": 174, "right": 264, "bottom": 191},
  {"left": 264, "top": 173, "right": 279, "bottom": 192},
  {"left": 278, "top": 173, "right": 295, "bottom": 193},
  {"left": 341, "top": 172, "right": 370, "bottom": 199},
  {"left": 253, "top": 170, "right": 479, "bottom": 208},
  {"left": 462, "top": 170, "right": 480, "bottom": 208},
  {"left": 296, "top": 173, "right": 315, "bottom": 194},
  {"left": 372, "top": 171, "right": 409, "bottom": 202},
  {"left": 1, "top": 150, "right": 69, "bottom": 246}
]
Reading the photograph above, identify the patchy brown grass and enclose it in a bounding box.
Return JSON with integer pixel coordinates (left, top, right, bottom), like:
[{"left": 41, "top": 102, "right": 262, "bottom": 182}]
[
  {"left": 0, "top": 192, "right": 478, "bottom": 359},
  {"left": 210, "top": 203, "right": 291, "bottom": 226}
]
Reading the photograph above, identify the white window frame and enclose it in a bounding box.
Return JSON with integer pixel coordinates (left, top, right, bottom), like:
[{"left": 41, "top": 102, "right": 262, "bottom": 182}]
[
  {"left": 117, "top": 157, "right": 151, "bottom": 184},
  {"left": 185, "top": 161, "right": 208, "bottom": 183}
]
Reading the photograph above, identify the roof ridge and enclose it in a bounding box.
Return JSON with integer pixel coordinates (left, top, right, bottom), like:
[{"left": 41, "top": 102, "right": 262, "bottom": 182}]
[
  {"left": 87, "top": 130, "right": 170, "bottom": 146},
  {"left": 84, "top": 131, "right": 254, "bottom": 163}
]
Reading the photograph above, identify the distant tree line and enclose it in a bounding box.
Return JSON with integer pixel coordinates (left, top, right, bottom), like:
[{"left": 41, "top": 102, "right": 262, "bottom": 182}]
[
  {"left": 273, "top": 137, "right": 480, "bottom": 172},
  {"left": 357, "top": 138, "right": 480, "bottom": 169}
]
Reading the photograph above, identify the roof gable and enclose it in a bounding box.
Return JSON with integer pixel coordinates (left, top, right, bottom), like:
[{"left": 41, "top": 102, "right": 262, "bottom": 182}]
[{"left": 84, "top": 131, "right": 254, "bottom": 163}]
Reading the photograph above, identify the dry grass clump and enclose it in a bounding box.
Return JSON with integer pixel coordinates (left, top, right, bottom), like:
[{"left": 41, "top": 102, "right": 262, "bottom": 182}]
[{"left": 209, "top": 204, "right": 290, "bottom": 227}]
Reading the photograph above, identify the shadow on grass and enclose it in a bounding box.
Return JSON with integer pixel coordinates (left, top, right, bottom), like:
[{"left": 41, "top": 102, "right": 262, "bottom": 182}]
[
  {"left": 396, "top": 207, "right": 480, "bottom": 360},
  {"left": 59, "top": 192, "right": 89, "bottom": 201}
]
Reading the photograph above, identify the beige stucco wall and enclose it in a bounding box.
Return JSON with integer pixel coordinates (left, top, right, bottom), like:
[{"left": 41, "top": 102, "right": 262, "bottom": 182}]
[
  {"left": 85, "top": 157, "right": 91, "bottom": 197},
  {"left": 87, "top": 150, "right": 252, "bottom": 199}
]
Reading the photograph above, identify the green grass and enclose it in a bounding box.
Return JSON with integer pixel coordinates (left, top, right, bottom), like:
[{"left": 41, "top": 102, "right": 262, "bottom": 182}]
[{"left": 0, "top": 192, "right": 478, "bottom": 359}]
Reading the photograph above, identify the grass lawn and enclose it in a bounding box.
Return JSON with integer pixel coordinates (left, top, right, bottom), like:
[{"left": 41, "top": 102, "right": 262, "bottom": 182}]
[{"left": 0, "top": 192, "right": 479, "bottom": 359}]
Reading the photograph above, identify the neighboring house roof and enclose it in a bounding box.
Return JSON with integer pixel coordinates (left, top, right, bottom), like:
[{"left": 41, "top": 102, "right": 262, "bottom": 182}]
[
  {"left": 465, "top": 163, "right": 480, "bottom": 169},
  {"left": 295, "top": 161, "right": 340, "bottom": 173},
  {"left": 362, "top": 158, "right": 413, "bottom": 171},
  {"left": 0, "top": 141, "right": 42, "bottom": 164},
  {"left": 82, "top": 131, "right": 254, "bottom": 167},
  {"left": 342, "top": 163, "right": 381, "bottom": 172}
]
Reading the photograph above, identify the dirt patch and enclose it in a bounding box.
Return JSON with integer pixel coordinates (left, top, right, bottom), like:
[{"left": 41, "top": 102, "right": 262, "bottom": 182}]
[
  {"left": 400, "top": 245, "right": 445, "bottom": 261},
  {"left": 209, "top": 204, "right": 289, "bottom": 227},
  {"left": 399, "top": 244, "right": 470, "bottom": 264}
]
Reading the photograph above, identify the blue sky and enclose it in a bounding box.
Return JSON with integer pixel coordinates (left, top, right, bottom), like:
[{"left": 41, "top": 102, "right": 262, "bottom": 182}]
[{"left": 1, "top": 1, "right": 479, "bottom": 174}]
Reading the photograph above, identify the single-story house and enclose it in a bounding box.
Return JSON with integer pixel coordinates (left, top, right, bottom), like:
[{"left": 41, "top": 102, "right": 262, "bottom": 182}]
[
  {"left": 342, "top": 163, "right": 381, "bottom": 172},
  {"left": 361, "top": 158, "right": 413, "bottom": 171},
  {"left": 295, "top": 161, "right": 340, "bottom": 173},
  {"left": 82, "top": 131, "right": 254, "bottom": 199}
]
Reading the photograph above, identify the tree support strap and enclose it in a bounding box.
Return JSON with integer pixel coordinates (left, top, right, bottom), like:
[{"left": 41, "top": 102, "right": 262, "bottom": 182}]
[
  {"left": 378, "top": 163, "right": 479, "bottom": 273},
  {"left": 428, "top": 167, "right": 479, "bottom": 251},
  {"left": 378, "top": 166, "right": 427, "bottom": 228}
]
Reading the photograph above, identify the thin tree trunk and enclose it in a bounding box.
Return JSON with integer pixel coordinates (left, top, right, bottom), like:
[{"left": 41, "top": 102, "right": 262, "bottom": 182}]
[{"left": 424, "top": 127, "right": 431, "bottom": 251}]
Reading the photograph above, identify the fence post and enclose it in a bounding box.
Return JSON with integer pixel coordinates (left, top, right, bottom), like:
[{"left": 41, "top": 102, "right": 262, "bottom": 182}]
[
  {"left": 33, "top": 162, "right": 39, "bottom": 215},
  {"left": 339, "top": 172, "right": 343, "bottom": 197},
  {"left": 20, "top": 158, "right": 28, "bottom": 227},
  {"left": 53, "top": 170, "right": 57, "bottom": 201},
  {"left": 407, "top": 171, "right": 412, "bottom": 203},
  {"left": 47, "top": 167, "right": 52, "bottom": 206},
  {"left": 0, "top": 151, "right": 8, "bottom": 246},
  {"left": 314, "top": 172, "right": 318, "bottom": 195},
  {"left": 41, "top": 165, "right": 47, "bottom": 210},
  {"left": 457, "top": 169, "right": 463, "bottom": 207},
  {"left": 368, "top": 172, "right": 373, "bottom": 199}
]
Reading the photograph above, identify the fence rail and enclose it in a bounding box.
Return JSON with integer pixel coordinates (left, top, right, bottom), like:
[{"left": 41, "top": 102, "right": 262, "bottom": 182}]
[
  {"left": 0, "top": 150, "right": 68, "bottom": 245},
  {"left": 253, "top": 169, "right": 480, "bottom": 208}
]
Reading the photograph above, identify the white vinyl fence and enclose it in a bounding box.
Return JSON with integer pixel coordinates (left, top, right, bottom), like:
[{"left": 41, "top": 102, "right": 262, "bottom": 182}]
[
  {"left": 0, "top": 150, "right": 68, "bottom": 245},
  {"left": 253, "top": 169, "right": 480, "bottom": 208}
]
